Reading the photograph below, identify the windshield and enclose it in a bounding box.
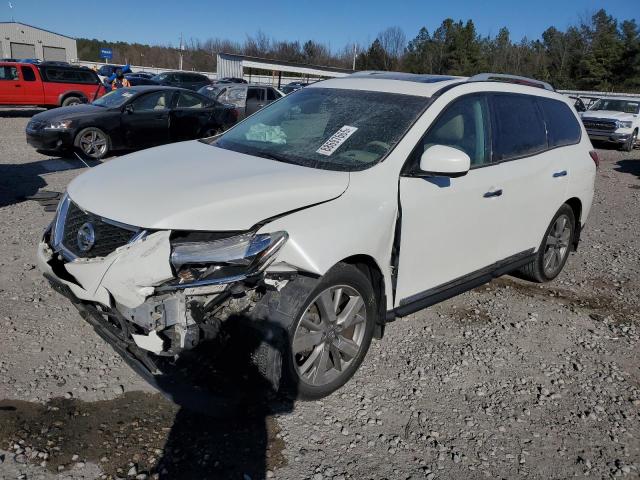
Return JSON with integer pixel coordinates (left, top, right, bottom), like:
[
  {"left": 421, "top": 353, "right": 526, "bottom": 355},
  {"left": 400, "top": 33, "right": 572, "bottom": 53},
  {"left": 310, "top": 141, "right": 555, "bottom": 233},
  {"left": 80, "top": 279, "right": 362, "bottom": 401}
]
[
  {"left": 92, "top": 88, "right": 136, "bottom": 108},
  {"left": 589, "top": 98, "right": 640, "bottom": 114},
  {"left": 209, "top": 88, "right": 429, "bottom": 171}
]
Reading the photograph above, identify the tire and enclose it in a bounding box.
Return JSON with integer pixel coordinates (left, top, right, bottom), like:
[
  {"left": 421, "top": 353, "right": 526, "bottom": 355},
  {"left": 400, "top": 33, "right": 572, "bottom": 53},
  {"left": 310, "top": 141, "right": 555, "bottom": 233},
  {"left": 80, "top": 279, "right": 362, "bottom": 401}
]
[
  {"left": 623, "top": 130, "right": 638, "bottom": 152},
  {"left": 518, "top": 204, "right": 575, "bottom": 283},
  {"left": 247, "top": 263, "right": 377, "bottom": 400},
  {"left": 74, "top": 127, "right": 111, "bottom": 160},
  {"left": 61, "top": 96, "right": 82, "bottom": 107}
]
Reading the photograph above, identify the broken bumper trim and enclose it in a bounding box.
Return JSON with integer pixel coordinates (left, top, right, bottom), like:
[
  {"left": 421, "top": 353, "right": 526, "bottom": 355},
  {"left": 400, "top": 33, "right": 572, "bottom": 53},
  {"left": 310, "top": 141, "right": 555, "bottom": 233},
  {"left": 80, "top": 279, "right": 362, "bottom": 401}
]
[{"left": 44, "top": 274, "right": 243, "bottom": 415}]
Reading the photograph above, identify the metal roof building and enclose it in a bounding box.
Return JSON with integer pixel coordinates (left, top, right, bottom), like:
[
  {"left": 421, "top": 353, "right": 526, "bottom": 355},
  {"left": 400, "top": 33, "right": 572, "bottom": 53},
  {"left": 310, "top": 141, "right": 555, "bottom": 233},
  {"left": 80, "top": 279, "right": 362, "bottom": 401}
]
[
  {"left": 216, "top": 53, "right": 353, "bottom": 86},
  {"left": 0, "top": 22, "right": 77, "bottom": 62}
]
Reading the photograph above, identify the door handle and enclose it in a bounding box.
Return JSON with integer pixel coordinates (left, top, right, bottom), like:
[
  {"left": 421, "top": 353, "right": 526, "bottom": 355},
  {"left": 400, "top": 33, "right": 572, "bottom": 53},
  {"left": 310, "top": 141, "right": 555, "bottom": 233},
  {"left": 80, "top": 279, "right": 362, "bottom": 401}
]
[
  {"left": 553, "top": 170, "right": 567, "bottom": 177},
  {"left": 483, "top": 189, "right": 503, "bottom": 198}
]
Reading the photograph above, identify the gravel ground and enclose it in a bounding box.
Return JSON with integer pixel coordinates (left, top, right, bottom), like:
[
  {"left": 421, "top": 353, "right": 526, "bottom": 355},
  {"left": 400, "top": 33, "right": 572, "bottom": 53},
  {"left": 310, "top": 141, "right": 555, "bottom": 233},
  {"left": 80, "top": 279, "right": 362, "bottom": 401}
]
[{"left": 0, "top": 108, "right": 639, "bottom": 480}]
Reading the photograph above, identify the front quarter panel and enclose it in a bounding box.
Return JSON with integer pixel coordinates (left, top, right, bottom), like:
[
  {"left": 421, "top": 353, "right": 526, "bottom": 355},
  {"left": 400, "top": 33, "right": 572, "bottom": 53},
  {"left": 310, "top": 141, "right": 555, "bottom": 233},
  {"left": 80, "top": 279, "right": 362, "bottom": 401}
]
[{"left": 261, "top": 162, "right": 399, "bottom": 310}]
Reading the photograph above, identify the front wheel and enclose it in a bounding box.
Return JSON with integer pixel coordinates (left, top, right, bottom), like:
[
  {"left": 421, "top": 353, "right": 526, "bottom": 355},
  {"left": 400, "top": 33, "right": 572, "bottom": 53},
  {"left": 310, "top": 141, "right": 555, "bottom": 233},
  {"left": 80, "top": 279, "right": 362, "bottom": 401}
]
[
  {"left": 248, "top": 263, "right": 377, "bottom": 400},
  {"left": 74, "top": 127, "right": 110, "bottom": 160},
  {"left": 61, "top": 96, "right": 83, "bottom": 107},
  {"left": 622, "top": 130, "right": 637, "bottom": 152},
  {"left": 518, "top": 204, "right": 575, "bottom": 283}
]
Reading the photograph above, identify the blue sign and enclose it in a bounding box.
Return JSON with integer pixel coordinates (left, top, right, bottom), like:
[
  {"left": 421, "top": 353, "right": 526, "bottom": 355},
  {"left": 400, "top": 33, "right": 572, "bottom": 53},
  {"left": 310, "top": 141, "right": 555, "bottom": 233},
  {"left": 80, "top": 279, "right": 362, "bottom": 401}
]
[{"left": 100, "top": 48, "right": 113, "bottom": 60}]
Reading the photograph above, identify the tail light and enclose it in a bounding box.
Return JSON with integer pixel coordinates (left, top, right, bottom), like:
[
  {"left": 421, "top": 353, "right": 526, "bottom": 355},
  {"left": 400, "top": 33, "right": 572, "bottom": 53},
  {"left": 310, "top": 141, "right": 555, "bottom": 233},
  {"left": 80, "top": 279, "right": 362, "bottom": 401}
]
[{"left": 589, "top": 150, "right": 599, "bottom": 168}]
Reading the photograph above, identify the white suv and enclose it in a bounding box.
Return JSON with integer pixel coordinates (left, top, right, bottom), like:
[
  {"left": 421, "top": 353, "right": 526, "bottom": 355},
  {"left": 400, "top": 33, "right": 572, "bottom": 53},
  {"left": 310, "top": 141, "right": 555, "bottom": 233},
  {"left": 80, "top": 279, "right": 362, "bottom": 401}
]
[
  {"left": 38, "top": 72, "right": 597, "bottom": 399},
  {"left": 580, "top": 96, "right": 640, "bottom": 151}
]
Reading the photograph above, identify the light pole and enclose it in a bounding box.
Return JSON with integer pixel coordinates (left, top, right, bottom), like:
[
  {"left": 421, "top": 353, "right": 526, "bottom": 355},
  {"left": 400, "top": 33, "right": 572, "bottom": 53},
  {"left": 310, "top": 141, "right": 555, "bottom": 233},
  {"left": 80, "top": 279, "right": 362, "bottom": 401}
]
[
  {"left": 178, "top": 33, "right": 184, "bottom": 71},
  {"left": 352, "top": 44, "right": 357, "bottom": 71}
]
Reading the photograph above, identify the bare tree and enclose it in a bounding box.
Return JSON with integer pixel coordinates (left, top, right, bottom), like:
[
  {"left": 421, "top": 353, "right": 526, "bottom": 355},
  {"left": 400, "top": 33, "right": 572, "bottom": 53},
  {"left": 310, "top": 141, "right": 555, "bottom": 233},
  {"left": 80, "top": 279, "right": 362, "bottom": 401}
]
[{"left": 377, "top": 26, "right": 407, "bottom": 69}]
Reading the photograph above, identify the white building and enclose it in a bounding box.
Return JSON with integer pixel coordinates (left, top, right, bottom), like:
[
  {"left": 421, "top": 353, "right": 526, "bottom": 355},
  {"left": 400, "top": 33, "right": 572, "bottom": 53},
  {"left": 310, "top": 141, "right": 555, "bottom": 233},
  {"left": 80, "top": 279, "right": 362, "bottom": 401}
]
[{"left": 0, "top": 22, "right": 77, "bottom": 62}]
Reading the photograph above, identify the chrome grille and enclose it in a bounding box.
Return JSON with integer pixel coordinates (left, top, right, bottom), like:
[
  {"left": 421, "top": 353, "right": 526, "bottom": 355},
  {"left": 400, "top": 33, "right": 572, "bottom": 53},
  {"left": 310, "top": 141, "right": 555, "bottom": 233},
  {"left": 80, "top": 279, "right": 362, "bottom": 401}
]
[
  {"left": 60, "top": 201, "right": 137, "bottom": 259},
  {"left": 582, "top": 118, "right": 617, "bottom": 132}
]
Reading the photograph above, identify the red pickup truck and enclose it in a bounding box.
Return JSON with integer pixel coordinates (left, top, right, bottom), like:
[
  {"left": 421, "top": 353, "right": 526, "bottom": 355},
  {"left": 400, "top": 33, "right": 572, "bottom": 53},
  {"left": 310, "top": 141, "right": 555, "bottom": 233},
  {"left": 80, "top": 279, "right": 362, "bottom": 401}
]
[{"left": 0, "top": 62, "right": 106, "bottom": 108}]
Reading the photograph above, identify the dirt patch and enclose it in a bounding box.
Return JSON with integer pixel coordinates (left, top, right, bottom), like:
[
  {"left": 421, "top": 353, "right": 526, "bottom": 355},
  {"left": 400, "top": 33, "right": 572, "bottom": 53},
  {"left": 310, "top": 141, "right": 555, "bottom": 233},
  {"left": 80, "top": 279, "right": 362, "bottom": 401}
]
[
  {"left": 447, "top": 305, "right": 494, "bottom": 324},
  {"left": 0, "top": 392, "right": 286, "bottom": 479},
  {"left": 486, "top": 277, "right": 638, "bottom": 323}
]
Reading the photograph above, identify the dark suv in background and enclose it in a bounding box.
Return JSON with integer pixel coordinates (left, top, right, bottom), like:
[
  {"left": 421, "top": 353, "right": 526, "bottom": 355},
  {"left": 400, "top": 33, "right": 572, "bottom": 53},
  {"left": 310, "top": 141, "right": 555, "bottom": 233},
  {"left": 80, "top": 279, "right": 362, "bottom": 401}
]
[{"left": 151, "top": 71, "right": 211, "bottom": 91}]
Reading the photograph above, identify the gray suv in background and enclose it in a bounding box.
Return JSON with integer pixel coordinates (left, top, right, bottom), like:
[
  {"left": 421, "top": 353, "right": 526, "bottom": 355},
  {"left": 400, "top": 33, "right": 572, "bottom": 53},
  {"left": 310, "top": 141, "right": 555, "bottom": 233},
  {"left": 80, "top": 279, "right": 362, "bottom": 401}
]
[{"left": 198, "top": 83, "right": 283, "bottom": 119}]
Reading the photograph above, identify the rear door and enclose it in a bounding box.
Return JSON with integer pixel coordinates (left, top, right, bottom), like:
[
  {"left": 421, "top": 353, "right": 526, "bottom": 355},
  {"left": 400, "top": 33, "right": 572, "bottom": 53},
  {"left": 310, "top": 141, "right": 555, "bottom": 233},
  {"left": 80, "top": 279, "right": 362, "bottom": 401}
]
[
  {"left": 396, "top": 93, "right": 508, "bottom": 304},
  {"left": 19, "top": 65, "right": 43, "bottom": 104},
  {"left": 0, "top": 65, "right": 21, "bottom": 103},
  {"left": 170, "top": 91, "right": 212, "bottom": 141},
  {"left": 245, "top": 87, "right": 266, "bottom": 115},
  {"left": 121, "top": 90, "right": 173, "bottom": 148},
  {"left": 488, "top": 93, "right": 568, "bottom": 257}
]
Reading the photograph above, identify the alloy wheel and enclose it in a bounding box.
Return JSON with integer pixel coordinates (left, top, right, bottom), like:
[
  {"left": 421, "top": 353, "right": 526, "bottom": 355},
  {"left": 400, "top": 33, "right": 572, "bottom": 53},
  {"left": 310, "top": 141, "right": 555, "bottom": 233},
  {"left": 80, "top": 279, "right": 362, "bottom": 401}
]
[
  {"left": 543, "top": 214, "right": 571, "bottom": 277},
  {"left": 79, "top": 129, "right": 108, "bottom": 159},
  {"left": 292, "top": 285, "right": 367, "bottom": 386}
]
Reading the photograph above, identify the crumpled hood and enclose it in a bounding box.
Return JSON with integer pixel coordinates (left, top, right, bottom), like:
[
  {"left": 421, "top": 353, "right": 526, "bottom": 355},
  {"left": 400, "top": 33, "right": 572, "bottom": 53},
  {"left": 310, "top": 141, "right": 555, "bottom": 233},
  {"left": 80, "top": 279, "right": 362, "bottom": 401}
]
[
  {"left": 582, "top": 110, "right": 636, "bottom": 122},
  {"left": 67, "top": 140, "right": 350, "bottom": 231}
]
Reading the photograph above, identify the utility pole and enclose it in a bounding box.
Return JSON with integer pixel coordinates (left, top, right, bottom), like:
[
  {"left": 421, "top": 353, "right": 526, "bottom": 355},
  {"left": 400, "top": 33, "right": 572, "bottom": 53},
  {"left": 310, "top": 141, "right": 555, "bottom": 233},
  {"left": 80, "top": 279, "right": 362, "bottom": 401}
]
[
  {"left": 352, "top": 44, "right": 357, "bottom": 71},
  {"left": 178, "top": 33, "right": 184, "bottom": 71}
]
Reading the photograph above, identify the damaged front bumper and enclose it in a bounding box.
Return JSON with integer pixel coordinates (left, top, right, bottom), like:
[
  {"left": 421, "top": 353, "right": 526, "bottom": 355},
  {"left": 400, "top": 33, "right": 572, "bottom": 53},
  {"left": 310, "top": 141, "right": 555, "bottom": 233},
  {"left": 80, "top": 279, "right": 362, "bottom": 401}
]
[{"left": 37, "top": 224, "right": 289, "bottom": 387}]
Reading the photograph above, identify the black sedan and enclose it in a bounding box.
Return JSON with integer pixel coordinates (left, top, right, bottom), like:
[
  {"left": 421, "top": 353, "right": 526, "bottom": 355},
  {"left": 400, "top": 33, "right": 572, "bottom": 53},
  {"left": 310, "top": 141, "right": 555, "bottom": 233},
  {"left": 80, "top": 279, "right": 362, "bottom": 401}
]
[{"left": 26, "top": 86, "right": 238, "bottom": 160}]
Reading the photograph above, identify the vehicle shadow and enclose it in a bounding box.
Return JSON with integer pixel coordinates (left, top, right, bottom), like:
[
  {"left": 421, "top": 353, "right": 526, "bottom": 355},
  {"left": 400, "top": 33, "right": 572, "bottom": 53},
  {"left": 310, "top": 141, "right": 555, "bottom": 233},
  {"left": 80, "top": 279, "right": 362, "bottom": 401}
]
[
  {"left": 614, "top": 159, "right": 640, "bottom": 179},
  {"left": 153, "top": 317, "right": 296, "bottom": 480},
  {"left": 0, "top": 155, "right": 100, "bottom": 208},
  {"left": 0, "top": 108, "right": 45, "bottom": 118}
]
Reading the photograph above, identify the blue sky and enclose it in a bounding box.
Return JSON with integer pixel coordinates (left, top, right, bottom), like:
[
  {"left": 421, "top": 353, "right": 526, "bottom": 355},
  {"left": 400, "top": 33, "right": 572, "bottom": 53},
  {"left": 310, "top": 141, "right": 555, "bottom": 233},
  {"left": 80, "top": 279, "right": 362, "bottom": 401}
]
[{"left": 3, "top": 0, "right": 637, "bottom": 52}]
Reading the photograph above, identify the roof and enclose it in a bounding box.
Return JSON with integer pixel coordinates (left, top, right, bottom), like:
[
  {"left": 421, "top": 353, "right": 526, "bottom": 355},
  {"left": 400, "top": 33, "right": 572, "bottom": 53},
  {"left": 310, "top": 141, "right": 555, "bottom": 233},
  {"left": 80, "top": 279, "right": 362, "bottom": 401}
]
[
  {"left": 310, "top": 76, "right": 464, "bottom": 97},
  {"left": 350, "top": 71, "right": 462, "bottom": 83},
  {"left": 0, "top": 21, "right": 75, "bottom": 40},
  {"left": 217, "top": 52, "right": 353, "bottom": 78}
]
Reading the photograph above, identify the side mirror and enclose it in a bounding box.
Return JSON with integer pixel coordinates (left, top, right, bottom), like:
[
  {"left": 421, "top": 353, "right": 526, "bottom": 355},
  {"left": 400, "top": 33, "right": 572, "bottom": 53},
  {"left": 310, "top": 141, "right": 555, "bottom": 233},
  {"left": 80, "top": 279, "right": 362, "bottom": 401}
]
[
  {"left": 418, "top": 145, "right": 471, "bottom": 178},
  {"left": 125, "top": 104, "right": 135, "bottom": 114}
]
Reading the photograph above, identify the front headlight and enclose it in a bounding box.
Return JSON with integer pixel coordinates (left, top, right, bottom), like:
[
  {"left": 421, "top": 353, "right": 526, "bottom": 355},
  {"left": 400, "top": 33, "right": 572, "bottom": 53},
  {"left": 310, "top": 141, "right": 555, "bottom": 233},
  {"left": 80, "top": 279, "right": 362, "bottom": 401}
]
[
  {"left": 170, "top": 231, "right": 288, "bottom": 285},
  {"left": 44, "top": 120, "right": 74, "bottom": 130},
  {"left": 617, "top": 120, "right": 633, "bottom": 129}
]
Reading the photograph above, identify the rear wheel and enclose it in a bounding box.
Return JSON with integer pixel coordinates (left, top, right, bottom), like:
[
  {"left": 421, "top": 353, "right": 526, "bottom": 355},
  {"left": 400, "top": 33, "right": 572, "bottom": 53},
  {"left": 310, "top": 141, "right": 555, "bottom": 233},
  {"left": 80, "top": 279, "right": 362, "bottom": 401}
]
[
  {"left": 61, "top": 96, "right": 82, "bottom": 107},
  {"left": 74, "top": 127, "right": 110, "bottom": 160},
  {"left": 518, "top": 204, "right": 575, "bottom": 283}
]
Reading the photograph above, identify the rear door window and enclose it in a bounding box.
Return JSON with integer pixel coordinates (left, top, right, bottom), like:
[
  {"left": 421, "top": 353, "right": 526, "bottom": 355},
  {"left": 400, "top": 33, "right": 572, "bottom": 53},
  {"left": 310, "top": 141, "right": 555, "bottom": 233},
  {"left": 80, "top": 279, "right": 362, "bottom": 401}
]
[
  {"left": 176, "top": 91, "right": 204, "bottom": 109},
  {"left": 491, "top": 94, "right": 547, "bottom": 161},
  {"left": 266, "top": 88, "right": 279, "bottom": 101},
  {"left": 537, "top": 97, "right": 581, "bottom": 148},
  {"left": 247, "top": 87, "right": 265, "bottom": 102}
]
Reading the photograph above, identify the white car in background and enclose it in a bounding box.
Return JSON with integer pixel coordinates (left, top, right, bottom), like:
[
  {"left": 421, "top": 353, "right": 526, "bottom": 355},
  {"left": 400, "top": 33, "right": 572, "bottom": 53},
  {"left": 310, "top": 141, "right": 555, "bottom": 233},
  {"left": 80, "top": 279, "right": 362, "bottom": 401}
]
[
  {"left": 38, "top": 72, "right": 597, "bottom": 399},
  {"left": 580, "top": 96, "right": 640, "bottom": 151}
]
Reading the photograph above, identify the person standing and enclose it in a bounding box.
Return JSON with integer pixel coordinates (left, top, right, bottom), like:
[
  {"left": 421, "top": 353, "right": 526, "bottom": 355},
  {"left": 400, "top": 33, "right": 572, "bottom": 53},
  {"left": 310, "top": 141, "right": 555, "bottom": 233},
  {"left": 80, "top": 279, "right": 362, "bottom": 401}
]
[{"left": 111, "top": 68, "right": 131, "bottom": 89}]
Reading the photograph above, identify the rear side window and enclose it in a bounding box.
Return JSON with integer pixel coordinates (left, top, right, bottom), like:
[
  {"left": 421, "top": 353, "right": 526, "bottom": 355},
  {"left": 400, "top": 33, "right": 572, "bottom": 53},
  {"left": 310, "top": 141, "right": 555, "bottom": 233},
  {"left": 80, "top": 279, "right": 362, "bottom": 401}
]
[
  {"left": 43, "top": 67, "right": 98, "bottom": 84},
  {"left": 21, "top": 66, "right": 36, "bottom": 81},
  {"left": 537, "top": 98, "right": 581, "bottom": 148},
  {"left": 266, "top": 88, "right": 279, "bottom": 101},
  {"left": 491, "top": 94, "right": 547, "bottom": 161},
  {"left": 0, "top": 66, "right": 18, "bottom": 80}
]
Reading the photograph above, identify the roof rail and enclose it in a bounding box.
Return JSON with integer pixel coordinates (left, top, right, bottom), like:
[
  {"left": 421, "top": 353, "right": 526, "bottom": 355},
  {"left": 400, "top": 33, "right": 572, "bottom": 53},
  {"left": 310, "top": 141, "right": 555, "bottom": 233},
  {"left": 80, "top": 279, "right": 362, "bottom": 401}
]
[{"left": 468, "top": 73, "right": 554, "bottom": 91}]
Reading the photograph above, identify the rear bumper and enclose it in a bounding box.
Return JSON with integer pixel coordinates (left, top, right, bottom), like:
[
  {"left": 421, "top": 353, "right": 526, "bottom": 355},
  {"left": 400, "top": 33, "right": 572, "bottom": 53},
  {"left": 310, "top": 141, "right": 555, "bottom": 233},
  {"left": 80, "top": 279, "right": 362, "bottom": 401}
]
[{"left": 26, "top": 130, "right": 74, "bottom": 151}]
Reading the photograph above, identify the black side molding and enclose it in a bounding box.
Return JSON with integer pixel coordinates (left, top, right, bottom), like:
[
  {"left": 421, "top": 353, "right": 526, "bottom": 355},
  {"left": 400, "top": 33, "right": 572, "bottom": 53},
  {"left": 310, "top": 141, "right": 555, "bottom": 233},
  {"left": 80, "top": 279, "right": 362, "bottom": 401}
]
[{"left": 389, "top": 249, "right": 535, "bottom": 319}]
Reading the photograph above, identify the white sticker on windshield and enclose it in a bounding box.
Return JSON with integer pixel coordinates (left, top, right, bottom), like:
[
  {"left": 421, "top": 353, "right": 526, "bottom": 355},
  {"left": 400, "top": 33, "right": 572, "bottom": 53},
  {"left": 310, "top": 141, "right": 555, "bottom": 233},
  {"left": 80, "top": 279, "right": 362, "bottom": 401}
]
[
  {"left": 121, "top": 92, "right": 134, "bottom": 97},
  {"left": 316, "top": 125, "right": 358, "bottom": 156}
]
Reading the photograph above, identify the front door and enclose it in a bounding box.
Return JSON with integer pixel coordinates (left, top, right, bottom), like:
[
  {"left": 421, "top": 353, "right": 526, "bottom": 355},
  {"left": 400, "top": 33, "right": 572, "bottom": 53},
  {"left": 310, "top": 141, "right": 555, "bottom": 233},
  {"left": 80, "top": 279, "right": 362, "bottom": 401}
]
[
  {"left": 395, "top": 93, "right": 507, "bottom": 304},
  {"left": 121, "top": 90, "right": 173, "bottom": 148},
  {"left": 19, "top": 65, "right": 42, "bottom": 104}
]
